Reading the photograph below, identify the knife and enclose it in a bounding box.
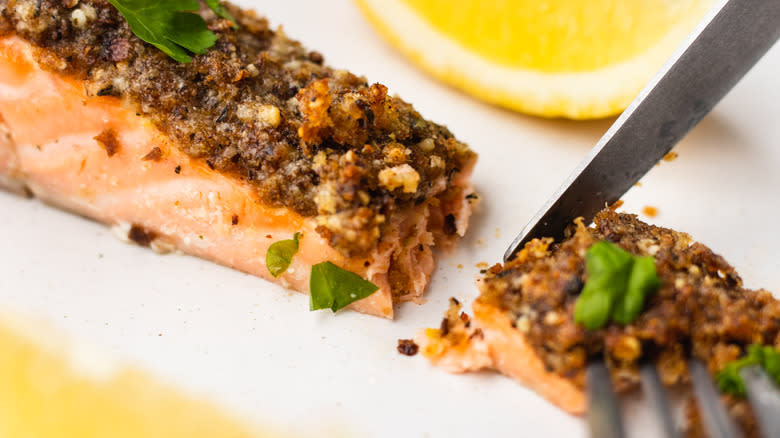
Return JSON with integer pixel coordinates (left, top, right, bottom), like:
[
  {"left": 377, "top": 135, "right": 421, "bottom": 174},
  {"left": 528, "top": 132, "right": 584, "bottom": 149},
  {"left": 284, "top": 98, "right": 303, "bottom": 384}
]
[{"left": 504, "top": 0, "right": 780, "bottom": 262}]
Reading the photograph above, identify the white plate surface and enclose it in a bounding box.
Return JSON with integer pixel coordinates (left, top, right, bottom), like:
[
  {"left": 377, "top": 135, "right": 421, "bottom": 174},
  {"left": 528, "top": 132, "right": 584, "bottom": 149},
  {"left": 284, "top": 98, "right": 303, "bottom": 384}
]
[{"left": 1, "top": 1, "right": 779, "bottom": 437}]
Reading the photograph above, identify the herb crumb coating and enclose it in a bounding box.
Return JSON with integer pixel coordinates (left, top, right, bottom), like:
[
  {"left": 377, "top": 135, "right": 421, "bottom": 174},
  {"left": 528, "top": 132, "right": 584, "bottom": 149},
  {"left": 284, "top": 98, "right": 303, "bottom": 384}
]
[
  {"left": 423, "top": 209, "right": 779, "bottom": 437},
  {"left": 480, "top": 209, "right": 780, "bottom": 391},
  {"left": 0, "top": 0, "right": 476, "bottom": 256}
]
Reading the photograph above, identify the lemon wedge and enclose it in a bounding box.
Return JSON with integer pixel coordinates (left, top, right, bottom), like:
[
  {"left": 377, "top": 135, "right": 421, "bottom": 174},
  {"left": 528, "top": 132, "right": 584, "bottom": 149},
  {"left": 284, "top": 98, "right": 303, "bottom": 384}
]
[
  {"left": 0, "top": 313, "right": 269, "bottom": 438},
  {"left": 355, "top": 0, "right": 716, "bottom": 119}
]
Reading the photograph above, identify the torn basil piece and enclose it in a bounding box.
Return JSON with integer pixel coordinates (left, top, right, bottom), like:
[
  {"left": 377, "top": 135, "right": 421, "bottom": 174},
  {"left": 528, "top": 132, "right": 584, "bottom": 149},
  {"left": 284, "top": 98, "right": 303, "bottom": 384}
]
[
  {"left": 310, "top": 262, "right": 379, "bottom": 313},
  {"left": 612, "top": 255, "right": 662, "bottom": 324},
  {"left": 204, "top": 0, "right": 236, "bottom": 22},
  {"left": 107, "top": 0, "right": 231, "bottom": 63},
  {"left": 574, "top": 240, "right": 662, "bottom": 329},
  {"left": 266, "top": 232, "right": 300, "bottom": 278},
  {"left": 717, "top": 344, "right": 780, "bottom": 396}
]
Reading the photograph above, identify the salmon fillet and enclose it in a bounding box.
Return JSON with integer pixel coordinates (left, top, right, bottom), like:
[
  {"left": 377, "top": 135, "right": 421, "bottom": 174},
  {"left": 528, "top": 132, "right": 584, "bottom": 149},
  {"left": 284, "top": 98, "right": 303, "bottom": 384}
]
[
  {"left": 0, "top": 2, "right": 477, "bottom": 318},
  {"left": 419, "top": 209, "right": 778, "bottom": 436}
]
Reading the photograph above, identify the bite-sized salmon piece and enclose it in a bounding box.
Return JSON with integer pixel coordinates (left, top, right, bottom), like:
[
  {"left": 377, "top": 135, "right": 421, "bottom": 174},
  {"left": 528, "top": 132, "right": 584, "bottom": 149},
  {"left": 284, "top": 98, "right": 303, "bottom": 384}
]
[
  {"left": 417, "top": 298, "right": 585, "bottom": 415},
  {"left": 0, "top": 2, "right": 477, "bottom": 318},
  {"left": 419, "top": 209, "right": 779, "bottom": 436}
]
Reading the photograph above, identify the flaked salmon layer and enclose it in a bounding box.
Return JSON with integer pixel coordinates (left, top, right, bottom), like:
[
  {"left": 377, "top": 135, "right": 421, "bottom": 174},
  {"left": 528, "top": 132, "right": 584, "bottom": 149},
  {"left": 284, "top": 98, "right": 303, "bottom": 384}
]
[
  {"left": 417, "top": 298, "right": 586, "bottom": 415},
  {"left": 419, "top": 209, "right": 779, "bottom": 436},
  {"left": 0, "top": 36, "right": 476, "bottom": 318},
  {"left": 0, "top": 0, "right": 478, "bottom": 256}
]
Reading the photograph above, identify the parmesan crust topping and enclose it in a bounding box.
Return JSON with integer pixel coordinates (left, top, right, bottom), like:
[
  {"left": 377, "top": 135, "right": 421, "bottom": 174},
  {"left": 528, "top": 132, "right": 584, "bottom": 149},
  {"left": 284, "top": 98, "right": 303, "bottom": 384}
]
[{"left": 0, "top": 0, "right": 476, "bottom": 256}]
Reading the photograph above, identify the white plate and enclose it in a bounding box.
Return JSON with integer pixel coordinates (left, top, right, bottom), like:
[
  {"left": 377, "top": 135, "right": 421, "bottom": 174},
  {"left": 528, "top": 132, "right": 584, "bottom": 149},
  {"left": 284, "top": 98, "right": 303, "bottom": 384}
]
[{"left": 1, "top": 1, "right": 779, "bottom": 437}]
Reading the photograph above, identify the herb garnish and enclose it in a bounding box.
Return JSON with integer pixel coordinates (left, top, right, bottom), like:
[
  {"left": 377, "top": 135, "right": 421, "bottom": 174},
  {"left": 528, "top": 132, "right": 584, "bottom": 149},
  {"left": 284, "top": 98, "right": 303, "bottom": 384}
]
[
  {"left": 107, "top": 0, "right": 232, "bottom": 63},
  {"left": 204, "top": 0, "right": 235, "bottom": 22},
  {"left": 266, "top": 233, "right": 300, "bottom": 278},
  {"left": 716, "top": 344, "right": 780, "bottom": 396},
  {"left": 574, "top": 241, "right": 661, "bottom": 330},
  {"left": 309, "top": 262, "right": 379, "bottom": 313}
]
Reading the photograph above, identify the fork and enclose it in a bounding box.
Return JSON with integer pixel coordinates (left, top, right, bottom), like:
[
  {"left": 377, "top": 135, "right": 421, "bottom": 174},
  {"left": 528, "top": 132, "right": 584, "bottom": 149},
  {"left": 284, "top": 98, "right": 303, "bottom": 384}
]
[
  {"left": 502, "top": 0, "right": 780, "bottom": 437},
  {"left": 587, "top": 359, "right": 780, "bottom": 438}
]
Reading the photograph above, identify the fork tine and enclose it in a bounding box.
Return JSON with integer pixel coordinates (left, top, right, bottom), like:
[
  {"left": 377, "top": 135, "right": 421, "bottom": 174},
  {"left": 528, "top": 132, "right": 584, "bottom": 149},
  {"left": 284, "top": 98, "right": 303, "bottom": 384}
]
[
  {"left": 688, "top": 359, "right": 741, "bottom": 438},
  {"left": 640, "top": 363, "right": 679, "bottom": 438},
  {"left": 586, "top": 362, "right": 626, "bottom": 438},
  {"left": 740, "top": 365, "right": 780, "bottom": 437}
]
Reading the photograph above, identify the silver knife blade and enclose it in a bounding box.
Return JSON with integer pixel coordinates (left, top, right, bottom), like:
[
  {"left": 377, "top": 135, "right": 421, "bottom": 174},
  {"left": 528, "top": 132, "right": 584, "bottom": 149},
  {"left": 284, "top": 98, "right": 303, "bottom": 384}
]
[{"left": 504, "top": 0, "right": 780, "bottom": 262}]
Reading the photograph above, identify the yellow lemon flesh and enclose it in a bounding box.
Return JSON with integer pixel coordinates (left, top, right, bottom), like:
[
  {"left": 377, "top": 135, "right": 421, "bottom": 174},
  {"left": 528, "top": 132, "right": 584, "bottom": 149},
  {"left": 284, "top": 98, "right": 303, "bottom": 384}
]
[
  {"left": 355, "top": 0, "right": 716, "bottom": 119},
  {"left": 0, "top": 314, "right": 269, "bottom": 438}
]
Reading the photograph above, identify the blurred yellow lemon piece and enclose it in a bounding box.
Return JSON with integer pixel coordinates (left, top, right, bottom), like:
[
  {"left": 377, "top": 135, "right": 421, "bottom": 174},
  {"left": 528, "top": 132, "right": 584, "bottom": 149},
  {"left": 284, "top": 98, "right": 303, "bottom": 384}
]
[
  {"left": 0, "top": 314, "right": 268, "bottom": 438},
  {"left": 355, "top": 0, "right": 716, "bottom": 119}
]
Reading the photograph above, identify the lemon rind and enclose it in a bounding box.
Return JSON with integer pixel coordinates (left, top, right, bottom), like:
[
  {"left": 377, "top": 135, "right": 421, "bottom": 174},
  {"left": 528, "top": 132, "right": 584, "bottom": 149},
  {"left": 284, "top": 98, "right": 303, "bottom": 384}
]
[{"left": 356, "top": 0, "right": 716, "bottom": 119}]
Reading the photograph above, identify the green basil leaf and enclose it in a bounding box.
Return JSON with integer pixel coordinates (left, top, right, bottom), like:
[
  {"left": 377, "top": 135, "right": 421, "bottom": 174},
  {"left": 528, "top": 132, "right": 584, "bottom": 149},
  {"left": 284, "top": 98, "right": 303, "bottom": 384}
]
[
  {"left": 762, "top": 346, "right": 780, "bottom": 380},
  {"left": 574, "top": 241, "right": 633, "bottom": 329},
  {"left": 107, "top": 0, "right": 225, "bottom": 63},
  {"left": 266, "top": 233, "right": 300, "bottom": 278},
  {"left": 612, "top": 256, "right": 661, "bottom": 324},
  {"left": 585, "top": 240, "right": 634, "bottom": 277},
  {"left": 574, "top": 288, "right": 612, "bottom": 330},
  {"left": 716, "top": 360, "right": 749, "bottom": 396},
  {"left": 309, "top": 262, "right": 379, "bottom": 313},
  {"left": 716, "top": 344, "right": 780, "bottom": 396},
  {"left": 204, "top": 0, "right": 236, "bottom": 22},
  {"left": 574, "top": 241, "right": 661, "bottom": 329},
  {"left": 165, "top": 12, "right": 219, "bottom": 55}
]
